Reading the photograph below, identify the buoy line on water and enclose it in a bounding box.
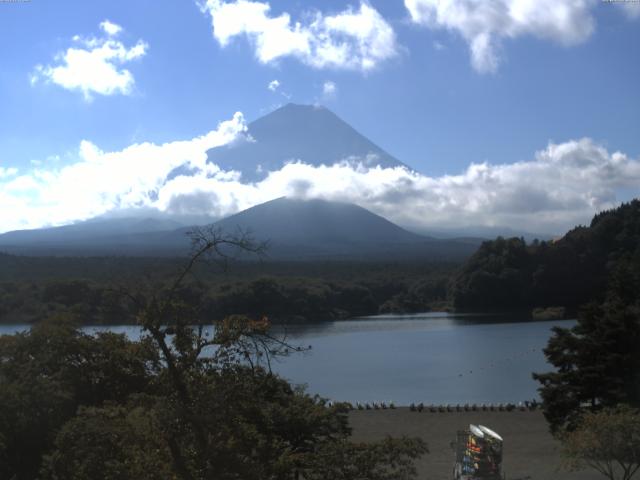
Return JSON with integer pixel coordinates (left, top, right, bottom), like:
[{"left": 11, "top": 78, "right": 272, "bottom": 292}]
[{"left": 446, "top": 347, "right": 540, "bottom": 380}]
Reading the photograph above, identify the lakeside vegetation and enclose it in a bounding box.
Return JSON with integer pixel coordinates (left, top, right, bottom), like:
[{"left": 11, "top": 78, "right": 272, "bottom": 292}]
[
  {"left": 531, "top": 241, "right": 640, "bottom": 480},
  {"left": 0, "top": 256, "right": 454, "bottom": 325},
  {"left": 451, "top": 200, "right": 640, "bottom": 315},
  {"left": 0, "top": 232, "right": 428, "bottom": 480}
]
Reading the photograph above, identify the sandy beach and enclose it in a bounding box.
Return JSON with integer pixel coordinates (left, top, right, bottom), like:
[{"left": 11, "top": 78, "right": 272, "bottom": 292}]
[{"left": 349, "top": 409, "right": 602, "bottom": 480}]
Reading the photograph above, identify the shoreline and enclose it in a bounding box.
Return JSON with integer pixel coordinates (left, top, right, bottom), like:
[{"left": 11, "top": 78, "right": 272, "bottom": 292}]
[{"left": 349, "top": 408, "right": 601, "bottom": 480}]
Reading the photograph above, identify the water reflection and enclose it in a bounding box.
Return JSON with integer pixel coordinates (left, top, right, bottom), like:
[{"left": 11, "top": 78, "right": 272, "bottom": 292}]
[{"left": 271, "top": 311, "right": 562, "bottom": 339}]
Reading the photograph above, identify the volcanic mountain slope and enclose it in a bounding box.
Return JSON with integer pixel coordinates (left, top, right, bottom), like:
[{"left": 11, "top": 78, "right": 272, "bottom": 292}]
[
  {"left": 206, "top": 103, "right": 408, "bottom": 181},
  {"left": 0, "top": 216, "right": 184, "bottom": 247},
  {"left": 191, "top": 197, "right": 478, "bottom": 260},
  {"left": 214, "top": 197, "right": 422, "bottom": 244},
  {"left": 0, "top": 198, "right": 478, "bottom": 260},
  {"left": 0, "top": 105, "right": 481, "bottom": 258}
]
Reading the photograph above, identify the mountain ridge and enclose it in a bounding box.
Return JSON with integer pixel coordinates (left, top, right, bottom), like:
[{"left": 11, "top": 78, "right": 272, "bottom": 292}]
[
  {"left": 213, "top": 197, "right": 425, "bottom": 244},
  {"left": 206, "top": 103, "right": 408, "bottom": 181},
  {"left": 0, "top": 197, "right": 479, "bottom": 260}
]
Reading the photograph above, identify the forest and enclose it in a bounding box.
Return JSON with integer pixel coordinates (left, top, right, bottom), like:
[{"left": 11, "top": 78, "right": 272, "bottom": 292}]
[
  {"left": 451, "top": 200, "right": 640, "bottom": 314},
  {"left": 0, "top": 255, "right": 453, "bottom": 325}
]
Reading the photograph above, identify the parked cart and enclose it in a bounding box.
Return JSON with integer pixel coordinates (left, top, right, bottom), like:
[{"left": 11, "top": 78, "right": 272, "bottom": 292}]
[{"left": 452, "top": 424, "right": 504, "bottom": 480}]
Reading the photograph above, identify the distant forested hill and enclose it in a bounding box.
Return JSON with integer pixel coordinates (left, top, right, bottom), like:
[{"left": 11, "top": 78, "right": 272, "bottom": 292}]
[
  {"left": 450, "top": 199, "right": 640, "bottom": 313},
  {"left": 0, "top": 255, "right": 455, "bottom": 324}
]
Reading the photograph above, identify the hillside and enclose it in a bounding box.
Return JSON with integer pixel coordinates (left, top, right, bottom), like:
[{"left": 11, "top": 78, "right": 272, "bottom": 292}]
[
  {"left": 450, "top": 199, "right": 640, "bottom": 312},
  {"left": 0, "top": 216, "right": 185, "bottom": 245},
  {"left": 206, "top": 103, "right": 408, "bottom": 181},
  {"left": 202, "top": 197, "right": 477, "bottom": 260},
  {"left": 215, "top": 196, "right": 421, "bottom": 242},
  {"left": 0, "top": 197, "right": 478, "bottom": 260}
]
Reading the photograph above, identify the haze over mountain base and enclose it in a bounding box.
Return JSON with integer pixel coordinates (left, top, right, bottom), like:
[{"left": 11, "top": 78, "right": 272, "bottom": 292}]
[{"left": 0, "top": 198, "right": 480, "bottom": 260}]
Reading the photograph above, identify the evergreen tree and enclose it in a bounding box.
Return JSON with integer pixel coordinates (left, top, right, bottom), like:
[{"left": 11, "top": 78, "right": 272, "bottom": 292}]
[{"left": 533, "top": 260, "right": 640, "bottom": 433}]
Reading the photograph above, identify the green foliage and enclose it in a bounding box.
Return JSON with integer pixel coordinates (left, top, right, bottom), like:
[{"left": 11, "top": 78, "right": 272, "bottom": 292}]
[
  {"left": 0, "top": 259, "right": 458, "bottom": 325},
  {"left": 0, "top": 231, "right": 427, "bottom": 480},
  {"left": 533, "top": 270, "right": 640, "bottom": 433},
  {"left": 0, "top": 317, "right": 426, "bottom": 480},
  {"left": 451, "top": 200, "right": 640, "bottom": 311},
  {"left": 561, "top": 405, "right": 640, "bottom": 480},
  {"left": 379, "top": 276, "right": 449, "bottom": 313},
  {"left": 0, "top": 316, "right": 159, "bottom": 479},
  {"left": 41, "top": 403, "right": 175, "bottom": 480},
  {"left": 450, "top": 236, "right": 532, "bottom": 310}
]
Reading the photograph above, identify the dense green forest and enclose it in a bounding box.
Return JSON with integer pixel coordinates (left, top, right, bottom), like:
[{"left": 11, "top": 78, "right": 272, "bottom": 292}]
[
  {"left": 533, "top": 264, "right": 640, "bottom": 433},
  {"left": 0, "top": 318, "right": 426, "bottom": 479},
  {"left": 530, "top": 233, "right": 640, "bottom": 480},
  {"left": 0, "top": 255, "right": 454, "bottom": 324},
  {"left": 451, "top": 200, "right": 640, "bottom": 314}
]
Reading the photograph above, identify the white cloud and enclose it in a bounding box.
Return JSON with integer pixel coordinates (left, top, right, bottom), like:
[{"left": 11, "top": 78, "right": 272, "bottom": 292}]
[
  {"left": 620, "top": 2, "right": 640, "bottom": 19},
  {"left": 268, "top": 79, "right": 280, "bottom": 91},
  {"left": 31, "top": 21, "right": 148, "bottom": 100},
  {"left": 100, "top": 20, "right": 123, "bottom": 36},
  {"left": 405, "top": 0, "right": 598, "bottom": 73},
  {"left": 1, "top": 115, "right": 639, "bottom": 236},
  {"left": 199, "top": 0, "right": 399, "bottom": 71},
  {"left": 237, "top": 138, "right": 639, "bottom": 235},
  {"left": 322, "top": 80, "right": 337, "bottom": 99},
  {"left": 0, "top": 167, "right": 18, "bottom": 179},
  {"left": 0, "top": 113, "right": 246, "bottom": 232}
]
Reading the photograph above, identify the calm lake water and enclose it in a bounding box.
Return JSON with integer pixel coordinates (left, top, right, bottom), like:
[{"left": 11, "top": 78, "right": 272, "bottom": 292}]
[{"left": 0, "top": 313, "right": 573, "bottom": 405}]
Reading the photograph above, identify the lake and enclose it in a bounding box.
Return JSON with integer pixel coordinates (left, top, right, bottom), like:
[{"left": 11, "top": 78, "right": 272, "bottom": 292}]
[{"left": 0, "top": 313, "right": 573, "bottom": 405}]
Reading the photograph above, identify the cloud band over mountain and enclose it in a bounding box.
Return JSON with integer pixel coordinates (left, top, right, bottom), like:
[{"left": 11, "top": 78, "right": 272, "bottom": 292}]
[{"left": 1, "top": 112, "right": 638, "bottom": 236}]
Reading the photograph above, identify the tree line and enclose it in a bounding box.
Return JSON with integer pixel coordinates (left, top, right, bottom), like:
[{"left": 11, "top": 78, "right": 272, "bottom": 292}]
[
  {"left": 451, "top": 199, "right": 640, "bottom": 313},
  {"left": 524, "top": 201, "right": 640, "bottom": 479},
  {"left": 0, "top": 262, "right": 453, "bottom": 325}
]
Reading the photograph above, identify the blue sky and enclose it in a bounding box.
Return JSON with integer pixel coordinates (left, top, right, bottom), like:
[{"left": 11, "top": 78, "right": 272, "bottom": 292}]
[{"left": 0, "top": 0, "right": 639, "bottom": 234}]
